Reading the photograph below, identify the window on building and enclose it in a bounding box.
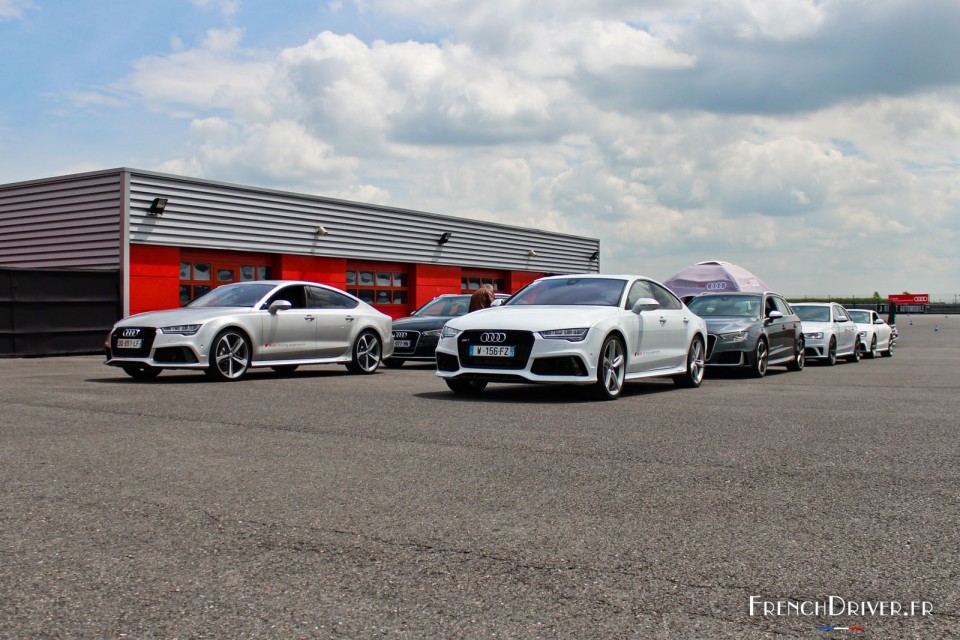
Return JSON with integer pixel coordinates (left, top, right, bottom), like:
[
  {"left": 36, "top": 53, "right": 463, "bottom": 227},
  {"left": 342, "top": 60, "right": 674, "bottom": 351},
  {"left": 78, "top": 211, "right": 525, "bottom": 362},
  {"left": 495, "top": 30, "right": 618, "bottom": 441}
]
[
  {"left": 461, "top": 271, "right": 505, "bottom": 293},
  {"left": 179, "top": 258, "right": 272, "bottom": 305},
  {"left": 346, "top": 267, "right": 408, "bottom": 305}
]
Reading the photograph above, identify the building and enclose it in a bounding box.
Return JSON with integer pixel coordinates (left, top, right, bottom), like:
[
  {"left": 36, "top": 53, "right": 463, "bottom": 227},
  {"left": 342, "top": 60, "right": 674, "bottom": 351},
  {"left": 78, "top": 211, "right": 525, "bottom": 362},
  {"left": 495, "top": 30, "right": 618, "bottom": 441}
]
[{"left": 0, "top": 168, "right": 600, "bottom": 355}]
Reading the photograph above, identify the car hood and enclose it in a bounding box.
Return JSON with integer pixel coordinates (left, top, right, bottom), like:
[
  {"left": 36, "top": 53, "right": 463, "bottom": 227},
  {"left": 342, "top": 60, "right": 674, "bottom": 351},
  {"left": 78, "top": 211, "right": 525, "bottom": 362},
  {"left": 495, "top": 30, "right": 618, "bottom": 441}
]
[
  {"left": 392, "top": 316, "right": 454, "bottom": 331},
  {"left": 447, "top": 305, "right": 619, "bottom": 331},
  {"left": 799, "top": 320, "right": 832, "bottom": 332},
  {"left": 116, "top": 307, "right": 257, "bottom": 327},
  {"left": 702, "top": 317, "right": 758, "bottom": 334}
]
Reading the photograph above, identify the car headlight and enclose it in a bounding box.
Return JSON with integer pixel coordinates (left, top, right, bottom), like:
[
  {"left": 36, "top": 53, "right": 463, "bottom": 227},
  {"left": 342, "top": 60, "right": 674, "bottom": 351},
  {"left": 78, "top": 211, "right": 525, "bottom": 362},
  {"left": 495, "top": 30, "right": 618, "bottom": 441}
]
[
  {"left": 719, "top": 330, "right": 748, "bottom": 343},
  {"left": 160, "top": 324, "right": 202, "bottom": 335},
  {"left": 804, "top": 331, "right": 824, "bottom": 340},
  {"left": 539, "top": 328, "right": 589, "bottom": 342},
  {"left": 441, "top": 325, "right": 461, "bottom": 338},
  {"left": 422, "top": 329, "right": 441, "bottom": 337}
]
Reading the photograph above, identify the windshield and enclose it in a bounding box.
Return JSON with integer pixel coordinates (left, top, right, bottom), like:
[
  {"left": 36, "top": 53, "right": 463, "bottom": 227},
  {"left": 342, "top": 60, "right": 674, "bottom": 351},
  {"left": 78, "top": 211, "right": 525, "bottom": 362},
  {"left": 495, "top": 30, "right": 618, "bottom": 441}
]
[
  {"left": 506, "top": 278, "right": 626, "bottom": 307},
  {"left": 687, "top": 295, "right": 761, "bottom": 318},
  {"left": 847, "top": 310, "right": 871, "bottom": 323},
  {"left": 413, "top": 295, "right": 471, "bottom": 317},
  {"left": 794, "top": 306, "right": 830, "bottom": 322},
  {"left": 188, "top": 283, "right": 275, "bottom": 308}
]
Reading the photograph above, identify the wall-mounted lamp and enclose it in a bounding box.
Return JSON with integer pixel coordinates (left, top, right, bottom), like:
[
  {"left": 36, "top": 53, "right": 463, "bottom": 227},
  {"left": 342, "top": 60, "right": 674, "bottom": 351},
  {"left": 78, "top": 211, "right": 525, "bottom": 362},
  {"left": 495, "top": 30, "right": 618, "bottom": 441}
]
[
  {"left": 147, "top": 197, "right": 168, "bottom": 216},
  {"left": 437, "top": 231, "right": 453, "bottom": 245},
  {"left": 527, "top": 249, "right": 538, "bottom": 257},
  {"left": 315, "top": 225, "right": 329, "bottom": 236},
  {"left": 589, "top": 250, "right": 600, "bottom": 261}
]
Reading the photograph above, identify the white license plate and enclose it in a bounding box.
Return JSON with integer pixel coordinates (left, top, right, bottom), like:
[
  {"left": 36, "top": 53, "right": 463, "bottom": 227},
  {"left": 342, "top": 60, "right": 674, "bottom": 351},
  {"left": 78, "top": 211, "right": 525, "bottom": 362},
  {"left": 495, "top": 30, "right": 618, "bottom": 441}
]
[
  {"left": 117, "top": 338, "right": 142, "bottom": 349},
  {"left": 471, "top": 345, "right": 515, "bottom": 357},
  {"left": 395, "top": 340, "right": 412, "bottom": 348}
]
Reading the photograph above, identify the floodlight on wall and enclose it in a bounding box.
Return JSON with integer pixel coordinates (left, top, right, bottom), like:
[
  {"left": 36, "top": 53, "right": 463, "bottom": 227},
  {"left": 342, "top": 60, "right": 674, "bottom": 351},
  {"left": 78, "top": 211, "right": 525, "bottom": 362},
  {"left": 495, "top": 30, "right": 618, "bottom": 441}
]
[
  {"left": 590, "top": 250, "right": 600, "bottom": 261},
  {"left": 315, "top": 225, "right": 329, "bottom": 236},
  {"left": 527, "top": 249, "right": 538, "bottom": 257},
  {"left": 437, "top": 231, "right": 453, "bottom": 245},
  {"left": 147, "top": 197, "right": 168, "bottom": 216}
]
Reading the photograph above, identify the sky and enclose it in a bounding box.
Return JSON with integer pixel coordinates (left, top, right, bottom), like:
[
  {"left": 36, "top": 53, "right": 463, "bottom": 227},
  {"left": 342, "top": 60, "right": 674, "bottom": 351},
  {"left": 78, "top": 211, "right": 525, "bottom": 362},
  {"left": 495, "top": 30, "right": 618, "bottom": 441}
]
[{"left": 2, "top": 0, "right": 959, "bottom": 300}]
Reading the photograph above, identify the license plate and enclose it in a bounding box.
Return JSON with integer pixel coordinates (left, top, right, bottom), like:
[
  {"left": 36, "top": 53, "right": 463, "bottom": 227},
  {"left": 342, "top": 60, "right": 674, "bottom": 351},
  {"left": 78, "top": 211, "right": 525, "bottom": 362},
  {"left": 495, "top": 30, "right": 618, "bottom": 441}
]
[
  {"left": 116, "top": 338, "right": 142, "bottom": 349},
  {"left": 395, "top": 339, "right": 412, "bottom": 348},
  {"left": 471, "top": 345, "right": 515, "bottom": 357}
]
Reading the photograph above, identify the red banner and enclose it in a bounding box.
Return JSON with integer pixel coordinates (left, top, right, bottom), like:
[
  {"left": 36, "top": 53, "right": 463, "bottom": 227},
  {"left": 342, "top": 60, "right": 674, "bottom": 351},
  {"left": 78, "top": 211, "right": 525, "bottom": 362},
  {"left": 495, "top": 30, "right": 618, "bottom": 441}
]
[{"left": 889, "top": 294, "right": 929, "bottom": 305}]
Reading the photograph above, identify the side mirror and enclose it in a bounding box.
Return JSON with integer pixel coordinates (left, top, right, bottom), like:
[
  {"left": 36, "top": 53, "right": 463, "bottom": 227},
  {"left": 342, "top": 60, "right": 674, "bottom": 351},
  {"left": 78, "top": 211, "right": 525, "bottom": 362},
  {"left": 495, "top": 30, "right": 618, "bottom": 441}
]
[
  {"left": 766, "top": 310, "right": 783, "bottom": 322},
  {"left": 631, "top": 297, "right": 660, "bottom": 314},
  {"left": 874, "top": 318, "right": 884, "bottom": 324},
  {"left": 836, "top": 317, "right": 848, "bottom": 323},
  {"left": 268, "top": 300, "right": 292, "bottom": 314},
  {"left": 491, "top": 299, "right": 504, "bottom": 307}
]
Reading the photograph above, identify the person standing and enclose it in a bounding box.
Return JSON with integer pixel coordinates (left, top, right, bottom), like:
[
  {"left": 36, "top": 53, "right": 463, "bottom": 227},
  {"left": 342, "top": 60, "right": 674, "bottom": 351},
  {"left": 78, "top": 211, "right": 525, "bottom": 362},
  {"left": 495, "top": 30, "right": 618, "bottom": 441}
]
[{"left": 469, "top": 283, "right": 496, "bottom": 312}]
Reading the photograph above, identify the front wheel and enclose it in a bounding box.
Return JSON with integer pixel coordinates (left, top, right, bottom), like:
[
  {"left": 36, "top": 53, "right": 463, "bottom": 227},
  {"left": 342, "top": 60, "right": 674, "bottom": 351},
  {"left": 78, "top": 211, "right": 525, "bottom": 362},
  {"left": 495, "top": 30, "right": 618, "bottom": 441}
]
[
  {"left": 591, "top": 335, "right": 626, "bottom": 400},
  {"left": 883, "top": 339, "right": 895, "bottom": 357},
  {"left": 749, "top": 339, "right": 768, "bottom": 378},
  {"left": 206, "top": 329, "right": 251, "bottom": 381},
  {"left": 673, "top": 338, "right": 705, "bottom": 388},
  {"left": 866, "top": 336, "right": 878, "bottom": 359},
  {"left": 786, "top": 339, "right": 805, "bottom": 372},
  {"left": 846, "top": 339, "right": 861, "bottom": 363},
  {"left": 382, "top": 358, "right": 404, "bottom": 369},
  {"left": 825, "top": 338, "right": 837, "bottom": 366},
  {"left": 345, "top": 331, "right": 382, "bottom": 374},
  {"left": 121, "top": 364, "right": 161, "bottom": 380},
  {"left": 445, "top": 379, "right": 487, "bottom": 394}
]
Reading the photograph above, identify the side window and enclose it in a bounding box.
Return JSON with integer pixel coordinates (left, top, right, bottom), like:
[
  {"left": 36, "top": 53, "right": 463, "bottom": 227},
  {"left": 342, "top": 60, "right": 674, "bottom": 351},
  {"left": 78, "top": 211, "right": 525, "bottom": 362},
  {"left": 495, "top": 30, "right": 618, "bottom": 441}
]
[
  {"left": 772, "top": 296, "right": 792, "bottom": 315},
  {"left": 648, "top": 282, "right": 682, "bottom": 310},
  {"left": 834, "top": 305, "right": 847, "bottom": 322},
  {"left": 625, "top": 280, "right": 655, "bottom": 309},
  {"left": 268, "top": 285, "right": 307, "bottom": 309},
  {"left": 307, "top": 286, "right": 359, "bottom": 310}
]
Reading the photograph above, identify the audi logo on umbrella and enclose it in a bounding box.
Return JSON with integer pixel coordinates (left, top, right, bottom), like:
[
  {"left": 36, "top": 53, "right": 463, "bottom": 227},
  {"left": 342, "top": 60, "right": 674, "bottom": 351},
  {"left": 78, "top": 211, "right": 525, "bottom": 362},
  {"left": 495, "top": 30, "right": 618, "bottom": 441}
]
[
  {"left": 705, "top": 282, "right": 728, "bottom": 291},
  {"left": 480, "top": 332, "right": 507, "bottom": 343},
  {"left": 122, "top": 328, "right": 140, "bottom": 338}
]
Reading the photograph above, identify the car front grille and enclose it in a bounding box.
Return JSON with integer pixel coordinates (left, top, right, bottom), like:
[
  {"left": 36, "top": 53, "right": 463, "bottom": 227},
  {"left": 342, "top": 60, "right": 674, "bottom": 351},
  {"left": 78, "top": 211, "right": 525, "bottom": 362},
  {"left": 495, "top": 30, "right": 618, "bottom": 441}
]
[
  {"left": 392, "top": 330, "right": 421, "bottom": 355},
  {"left": 457, "top": 330, "right": 535, "bottom": 370},
  {"left": 109, "top": 327, "right": 157, "bottom": 358}
]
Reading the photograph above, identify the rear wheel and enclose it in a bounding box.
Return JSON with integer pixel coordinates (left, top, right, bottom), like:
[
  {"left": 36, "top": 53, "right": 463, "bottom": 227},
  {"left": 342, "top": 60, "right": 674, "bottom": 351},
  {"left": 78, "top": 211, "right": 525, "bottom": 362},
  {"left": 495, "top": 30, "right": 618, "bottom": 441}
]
[
  {"left": 206, "top": 329, "right": 251, "bottom": 381},
  {"left": 846, "top": 339, "right": 861, "bottom": 363},
  {"left": 825, "top": 338, "right": 837, "bottom": 366},
  {"left": 592, "top": 335, "right": 626, "bottom": 400},
  {"left": 866, "top": 336, "right": 878, "bottom": 359},
  {"left": 786, "top": 338, "right": 805, "bottom": 372},
  {"left": 673, "top": 338, "right": 705, "bottom": 388},
  {"left": 445, "top": 379, "right": 487, "bottom": 394},
  {"left": 121, "top": 364, "right": 161, "bottom": 380},
  {"left": 345, "top": 331, "right": 382, "bottom": 374},
  {"left": 749, "top": 339, "right": 768, "bottom": 378}
]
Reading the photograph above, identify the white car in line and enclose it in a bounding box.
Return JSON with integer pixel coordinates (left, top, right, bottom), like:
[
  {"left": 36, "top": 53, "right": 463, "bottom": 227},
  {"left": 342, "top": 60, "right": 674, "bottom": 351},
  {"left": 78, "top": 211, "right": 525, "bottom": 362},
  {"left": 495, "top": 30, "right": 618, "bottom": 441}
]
[
  {"left": 435, "top": 274, "right": 708, "bottom": 400},
  {"left": 847, "top": 309, "right": 895, "bottom": 358},
  {"left": 791, "top": 302, "right": 861, "bottom": 366}
]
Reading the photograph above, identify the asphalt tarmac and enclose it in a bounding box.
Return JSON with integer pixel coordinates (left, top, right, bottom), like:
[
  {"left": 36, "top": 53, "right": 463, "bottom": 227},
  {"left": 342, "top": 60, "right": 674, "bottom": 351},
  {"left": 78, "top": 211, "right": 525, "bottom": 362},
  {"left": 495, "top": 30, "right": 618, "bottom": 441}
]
[{"left": 1, "top": 315, "right": 958, "bottom": 639}]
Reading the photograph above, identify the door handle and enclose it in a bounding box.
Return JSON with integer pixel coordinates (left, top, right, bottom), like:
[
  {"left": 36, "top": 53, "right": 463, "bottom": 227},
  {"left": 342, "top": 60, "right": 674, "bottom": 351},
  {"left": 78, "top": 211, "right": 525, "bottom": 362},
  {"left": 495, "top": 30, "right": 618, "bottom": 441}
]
[
  {"left": 659, "top": 316, "right": 667, "bottom": 325},
  {"left": 304, "top": 315, "right": 316, "bottom": 322},
  {"left": 345, "top": 315, "right": 355, "bottom": 322},
  {"left": 682, "top": 317, "right": 690, "bottom": 325}
]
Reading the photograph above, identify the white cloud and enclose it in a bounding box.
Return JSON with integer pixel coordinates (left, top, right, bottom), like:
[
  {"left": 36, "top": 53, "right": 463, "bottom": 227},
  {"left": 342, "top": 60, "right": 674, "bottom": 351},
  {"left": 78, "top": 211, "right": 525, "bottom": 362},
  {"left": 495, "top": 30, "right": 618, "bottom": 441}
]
[
  {"left": 189, "top": 0, "right": 239, "bottom": 18},
  {"left": 0, "top": 0, "right": 33, "bottom": 20}
]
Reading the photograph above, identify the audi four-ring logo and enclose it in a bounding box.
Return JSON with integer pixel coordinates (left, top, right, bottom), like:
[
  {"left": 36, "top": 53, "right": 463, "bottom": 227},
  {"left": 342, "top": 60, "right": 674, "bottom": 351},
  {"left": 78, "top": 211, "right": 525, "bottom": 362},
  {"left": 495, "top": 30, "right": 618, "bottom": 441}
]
[
  {"left": 480, "top": 332, "right": 507, "bottom": 343},
  {"left": 122, "top": 328, "right": 140, "bottom": 338},
  {"left": 705, "top": 282, "right": 727, "bottom": 291},
  {"left": 394, "top": 331, "right": 408, "bottom": 338}
]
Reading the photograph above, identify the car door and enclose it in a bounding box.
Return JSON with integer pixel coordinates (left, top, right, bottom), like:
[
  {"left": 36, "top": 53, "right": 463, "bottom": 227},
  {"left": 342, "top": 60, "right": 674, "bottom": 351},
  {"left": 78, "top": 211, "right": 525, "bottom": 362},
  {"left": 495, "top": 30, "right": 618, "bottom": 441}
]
[
  {"left": 872, "top": 311, "right": 891, "bottom": 348},
  {"left": 623, "top": 279, "right": 669, "bottom": 372},
  {"left": 647, "top": 280, "right": 690, "bottom": 369},
  {"left": 307, "top": 285, "right": 361, "bottom": 358},
  {"left": 833, "top": 305, "right": 857, "bottom": 353},
  {"left": 765, "top": 296, "right": 795, "bottom": 360},
  {"left": 260, "top": 285, "right": 317, "bottom": 360}
]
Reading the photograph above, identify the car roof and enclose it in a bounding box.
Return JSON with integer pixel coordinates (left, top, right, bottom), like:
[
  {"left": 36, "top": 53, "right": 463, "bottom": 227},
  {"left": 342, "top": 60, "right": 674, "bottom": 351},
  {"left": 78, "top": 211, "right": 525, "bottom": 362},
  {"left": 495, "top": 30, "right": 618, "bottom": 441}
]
[{"left": 791, "top": 302, "right": 832, "bottom": 307}]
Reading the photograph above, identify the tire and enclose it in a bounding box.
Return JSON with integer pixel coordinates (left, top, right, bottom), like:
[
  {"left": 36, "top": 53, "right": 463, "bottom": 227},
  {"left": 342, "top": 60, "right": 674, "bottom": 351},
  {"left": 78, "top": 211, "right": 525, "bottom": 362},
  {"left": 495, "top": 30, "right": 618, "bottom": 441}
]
[
  {"left": 206, "top": 329, "right": 251, "bottom": 381},
  {"left": 673, "top": 337, "right": 705, "bottom": 388},
  {"left": 270, "top": 365, "right": 299, "bottom": 374},
  {"left": 883, "top": 339, "right": 895, "bottom": 357},
  {"left": 846, "top": 338, "right": 861, "bottom": 363},
  {"left": 749, "top": 339, "right": 768, "bottom": 378},
  {"left": 866, "top": 336, "right": 878, "bottom": 359},
  {"left": 591, "top": 335, "right": 626, "bottom": 400},
  {"left": 345, "top": 331, "right": 382, "bottom": 374},
  {"left": 121, "top": 364, "right": 161, "bottom": 380},
  {"left": 786, "top": 338, "right": 805, "bottom": 372},
  {"left": 382, "top": 358, "right": 404, "bottom": 369},
  {"left": 825, "top": 338, "right": 837, "bottom": 366},
  {"left": 445, "top": 379, "right": 487, "bottom": 394}
]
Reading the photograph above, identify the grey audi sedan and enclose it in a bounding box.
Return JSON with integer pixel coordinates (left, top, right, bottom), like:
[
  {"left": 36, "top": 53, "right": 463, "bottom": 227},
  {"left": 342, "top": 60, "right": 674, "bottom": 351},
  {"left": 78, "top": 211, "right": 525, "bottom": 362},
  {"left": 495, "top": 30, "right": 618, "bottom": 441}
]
[{"left": 105, "top": 280, "right": 393, "bottom": 381}]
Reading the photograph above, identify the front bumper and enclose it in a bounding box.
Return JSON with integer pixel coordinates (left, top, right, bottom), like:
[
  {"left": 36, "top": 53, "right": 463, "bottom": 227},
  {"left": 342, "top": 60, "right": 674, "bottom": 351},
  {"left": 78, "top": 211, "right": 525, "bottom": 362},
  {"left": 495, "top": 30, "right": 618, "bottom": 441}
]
[
  {"left": 704, "top": 334, "right": 751, "bottom": 367},
  {"left": 104, "top": 327, "right": 206, "bottom": 369},
  {"left": 435, "top": 329, "right": 595, "bottom": 384},
  {"left": 803, "top": 335, "right": 830, "bottom": 359},
  {"left": 390, "top": 329, "right": 440, "bottom": 361}
]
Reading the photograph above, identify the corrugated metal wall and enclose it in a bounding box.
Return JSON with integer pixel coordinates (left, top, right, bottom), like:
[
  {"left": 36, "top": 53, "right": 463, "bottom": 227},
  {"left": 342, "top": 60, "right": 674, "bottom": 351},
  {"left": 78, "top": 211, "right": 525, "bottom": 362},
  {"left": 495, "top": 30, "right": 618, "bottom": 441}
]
[
  {"left": 128, "top": 171, "right": 600, "bottom": 274},
  {"left": 0, "top": 171, "right": 123, "bottom": 269}
]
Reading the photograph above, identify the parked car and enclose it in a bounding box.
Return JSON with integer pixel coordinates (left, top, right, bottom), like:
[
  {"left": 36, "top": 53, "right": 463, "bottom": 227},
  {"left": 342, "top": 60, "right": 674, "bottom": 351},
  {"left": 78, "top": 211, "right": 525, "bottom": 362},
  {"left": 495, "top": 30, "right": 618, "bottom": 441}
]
[
  {"left": 686, "top": 292, "right": 804, "bottom": 377},
  {"left": 791, "top": 302, "right": 861, "bottom": 365},
  {"left": 435, "top": 274, "right": 708, "bottom": 400},
  {"left": 105, "top": 280, "right": 393, "bottom": 381},
  {"left": 847, "top": 309, "right": 895, "bottom": 358},
  {"left": 385, "top": 293, "right": 509, "bottom": 367}
]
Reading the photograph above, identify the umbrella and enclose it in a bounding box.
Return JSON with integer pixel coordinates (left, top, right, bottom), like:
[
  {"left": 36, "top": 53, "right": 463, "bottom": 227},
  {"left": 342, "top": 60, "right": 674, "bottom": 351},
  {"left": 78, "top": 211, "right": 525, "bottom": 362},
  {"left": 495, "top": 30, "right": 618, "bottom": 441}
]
[{"left": 663, "top": 260, "right": 769, "bottom": 299}]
